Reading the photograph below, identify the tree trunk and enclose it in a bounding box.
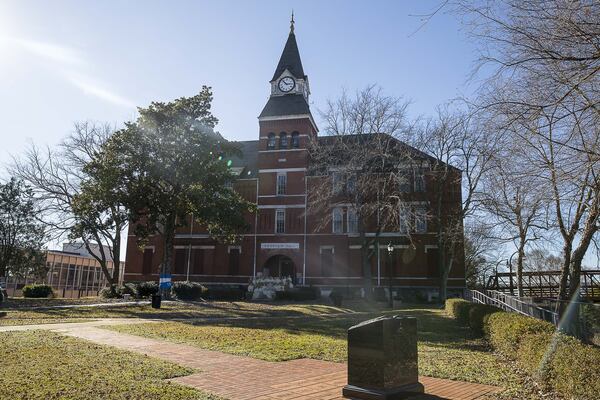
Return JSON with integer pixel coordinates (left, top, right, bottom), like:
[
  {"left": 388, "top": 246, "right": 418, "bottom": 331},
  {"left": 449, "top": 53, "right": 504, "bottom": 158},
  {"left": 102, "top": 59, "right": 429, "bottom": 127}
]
[
  {"left": 517, "top": 239, "right": 526, "bottom": 298},
  {"left": 111, "top": 224, "right": 122, "bottom": 287},
  {"left": 556, "top": 242, "right": 572, "bottom": 315},
  {"left": 160, "top": 214, "right": 176, "bottom": 297}
]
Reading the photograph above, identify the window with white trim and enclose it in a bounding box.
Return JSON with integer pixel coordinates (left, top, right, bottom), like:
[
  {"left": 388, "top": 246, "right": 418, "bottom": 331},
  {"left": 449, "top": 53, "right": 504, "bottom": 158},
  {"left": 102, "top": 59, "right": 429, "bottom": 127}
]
[
  {"left": 275, "top": 209, "right": 285, "bottom": 234},
  {"left": 267, "top": 133, "right": 276, "bottom": 150},
  {"left": 332, "top": 172, "right": 343, "bottom": 194},
  {"left": 347, "top": 208, "right": 358, "bottom": 233},
  {"left": 415, "top": 206, "right": 428, "bottom": 233},
  {"left": 399, "top": 206, "right": 410, "bottom": 234},
  {"left": 279, "top": 132, "right": 288, "bottom": 148},
  {"left": 332, "top": 208, "right": 343, "bottom": 233},
  {"left": 346, "top": 174, "right": 356, "bottom": 194},
  {"left": 291, "top": 131, "right": 300, "bottom": 148},
  {"left": 414, "top": 168, "right": 426, "bottom": 192},
  {"left": 399, "top": 169, "right": 412, "bottom": 193},
  {"left": 276, "top": 173, "right": 287, "bottom": 195}
]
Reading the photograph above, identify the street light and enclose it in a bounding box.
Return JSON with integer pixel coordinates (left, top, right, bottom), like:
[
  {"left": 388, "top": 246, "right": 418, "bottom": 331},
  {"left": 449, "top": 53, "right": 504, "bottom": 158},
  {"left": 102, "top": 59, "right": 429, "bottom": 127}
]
[{"left": 387, "top": 243, "right": 394, "bottom": 308}]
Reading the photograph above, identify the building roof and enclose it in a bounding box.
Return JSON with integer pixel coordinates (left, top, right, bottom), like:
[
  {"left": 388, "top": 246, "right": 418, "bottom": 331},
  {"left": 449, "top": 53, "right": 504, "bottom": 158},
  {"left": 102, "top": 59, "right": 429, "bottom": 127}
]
[
  {"left": 229, "top": 140, "right": 259, "bottom": 179},
  {"left": 259, "top": 94, "right": 311, "bottom": 118},
  {"left": 271, "top": 32, "right": 306, "bottom": 81}
]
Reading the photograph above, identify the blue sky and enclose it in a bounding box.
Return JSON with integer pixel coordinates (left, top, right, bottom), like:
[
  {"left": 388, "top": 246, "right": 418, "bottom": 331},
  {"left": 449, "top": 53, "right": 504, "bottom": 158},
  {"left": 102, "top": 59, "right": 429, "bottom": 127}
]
[{"left": 0, "top": 0, "right": 479, "bottom": 167}]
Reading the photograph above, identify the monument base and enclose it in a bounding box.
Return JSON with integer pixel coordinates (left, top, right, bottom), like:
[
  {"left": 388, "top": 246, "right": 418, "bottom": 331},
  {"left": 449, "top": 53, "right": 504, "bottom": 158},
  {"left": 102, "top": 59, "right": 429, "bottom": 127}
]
[{"left": 342, "top": 382, "right": 425, "bottom": 400}]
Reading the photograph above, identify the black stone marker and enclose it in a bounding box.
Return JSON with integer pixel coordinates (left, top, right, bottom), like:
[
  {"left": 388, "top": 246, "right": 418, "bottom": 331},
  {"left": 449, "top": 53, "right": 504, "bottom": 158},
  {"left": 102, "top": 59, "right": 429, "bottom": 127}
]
[{"left": 343, "top": 315, "right": 424, "bottom": 400}]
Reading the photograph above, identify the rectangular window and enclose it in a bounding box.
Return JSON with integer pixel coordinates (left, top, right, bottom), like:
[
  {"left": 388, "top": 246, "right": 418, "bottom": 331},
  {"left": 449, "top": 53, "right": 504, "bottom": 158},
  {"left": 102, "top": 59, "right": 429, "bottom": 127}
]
[
  {"left": 399, "top": 169, "right": 412, "bottom": 193},
  {"left": 228, "top": 247, "right": 240, "bottom": 275},
  {"left": 399, "top": 206, "right": 410, "bottom": 234},
  {"left": 276, "top": 173, "right": 287, "bottom": 195},
  {"left": 332, "top": 208, "right": 343, "bottom": 233},
  {"left": 332, "top": 172, "right": 343, "bottom": 194},
  {"left": 414, "top": 169, "right": 426, "bottom": 192},
  {"left": 320, "top": 247, "right": 334, "bottom": 276},
  {"left": 275, "top": 209, "right": 285, "bottom": 234},
  {"left": 142, "top": 248, "right": 153, "bottom": 274},
  {"left": 347, "top": 208, "right": 358, "bottom": 233},
  {"left": 346, "top": 175, "right": 356, "bottom": 194},
  {"left": 174, "top": 248, "right": 187, "bottom": 274},
  {"left": 191, "top": 248, "right": 204, "bottom": 274},
  {"left": 415, "top": 206, "right": 428, "bottom": 233}
]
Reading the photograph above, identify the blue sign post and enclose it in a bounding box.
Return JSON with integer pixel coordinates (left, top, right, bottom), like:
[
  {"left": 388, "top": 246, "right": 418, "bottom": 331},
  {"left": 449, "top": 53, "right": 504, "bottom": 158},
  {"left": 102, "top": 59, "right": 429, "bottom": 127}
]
[{"left": 159, "top": 274, "right": 172, "bottom": 290}]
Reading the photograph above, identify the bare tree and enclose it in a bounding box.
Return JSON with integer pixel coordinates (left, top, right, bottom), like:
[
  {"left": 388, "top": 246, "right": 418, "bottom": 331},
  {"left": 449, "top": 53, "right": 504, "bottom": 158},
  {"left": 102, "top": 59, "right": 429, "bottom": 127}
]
[
  {"left": 308, "top": 85, "right": 417, "bottom": 298},
  {"left": 10, "top": 122, "right": 126, "bottom": 287},
  {"left": 481, "top": 137, "right": 549, "bottom": 297},
  {"left": 412, "top": 106, "right": 496, "bottom": 301},
  {"left": 463, "top": 221, "right": 499, "bottom": 289}
]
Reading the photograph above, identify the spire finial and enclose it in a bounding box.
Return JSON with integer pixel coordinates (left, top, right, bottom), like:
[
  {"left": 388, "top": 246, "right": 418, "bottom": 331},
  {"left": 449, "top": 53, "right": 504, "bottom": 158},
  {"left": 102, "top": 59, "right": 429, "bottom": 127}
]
[{"left": 290, "top": 10, "right": 295, "bottom": 33}]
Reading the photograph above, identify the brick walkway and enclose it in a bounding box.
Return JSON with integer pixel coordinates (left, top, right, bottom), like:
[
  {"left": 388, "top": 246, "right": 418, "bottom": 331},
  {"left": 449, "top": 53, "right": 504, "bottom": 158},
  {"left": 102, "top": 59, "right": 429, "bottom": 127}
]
[{"left": 57, "top": 326, "right": 501, "bottom": 400}]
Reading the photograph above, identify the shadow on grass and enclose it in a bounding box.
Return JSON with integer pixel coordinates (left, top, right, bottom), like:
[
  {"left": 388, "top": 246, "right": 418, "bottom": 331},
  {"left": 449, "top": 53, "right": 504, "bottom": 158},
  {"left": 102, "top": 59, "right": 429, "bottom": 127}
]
[{"left": 167, "top": 305, "right": 490, "bottom": 354}]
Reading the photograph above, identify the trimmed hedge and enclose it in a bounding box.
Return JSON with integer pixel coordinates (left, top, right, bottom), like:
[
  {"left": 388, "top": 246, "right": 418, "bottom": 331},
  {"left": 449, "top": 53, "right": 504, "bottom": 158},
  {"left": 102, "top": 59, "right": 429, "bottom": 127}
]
[
  {"left": 22, "top": 284, "right": 54, "bottom": 298},
  {"left": 468, "top": 304, "right": 502, "bottom": 333},
  {"left": 446, "top": 299, "right": 600, "bottom": 399},
  {"left": 171, "top": 281, "right": 207, "bottom": 301},
  {"left": 445, "top": 298, "right": 472, "bottom": 324},
  {"left": 275, "top": 286, "right": 321, "bottom": 301},
  {"left": 205, "top": 286, "right": 245, "bottom": 301},
  {"left": 485, "top": 312, "right": 555, "bottom": 355},
  {"left": 136, "top": 281, "right": 159, "bottom": 298}
]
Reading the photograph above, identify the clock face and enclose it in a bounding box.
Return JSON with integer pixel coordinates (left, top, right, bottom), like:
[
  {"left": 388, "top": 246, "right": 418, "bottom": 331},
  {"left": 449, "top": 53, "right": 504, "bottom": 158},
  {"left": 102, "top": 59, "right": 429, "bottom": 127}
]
[{"left": 278, "top": 77, "right": 295, "bottom": 93}]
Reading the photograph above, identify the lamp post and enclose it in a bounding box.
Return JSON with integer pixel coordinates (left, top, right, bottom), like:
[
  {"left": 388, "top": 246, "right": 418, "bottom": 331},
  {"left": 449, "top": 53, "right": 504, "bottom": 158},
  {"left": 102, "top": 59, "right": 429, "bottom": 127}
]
[{"left": 387, "top": 243, "right": 394, "bottom": 308}]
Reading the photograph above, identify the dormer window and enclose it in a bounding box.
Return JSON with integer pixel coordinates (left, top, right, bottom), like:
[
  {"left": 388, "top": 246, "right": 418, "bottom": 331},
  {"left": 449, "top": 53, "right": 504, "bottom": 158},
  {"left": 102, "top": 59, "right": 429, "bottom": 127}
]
[
  {"left": 291, "top": 132, "right": 300, "bottom": 148},
  {"left": 279, "top": 132, "right": 288, "bottom": 149},
  {"left": 267, "top": 133, "right": 276, "bottom": 150}
]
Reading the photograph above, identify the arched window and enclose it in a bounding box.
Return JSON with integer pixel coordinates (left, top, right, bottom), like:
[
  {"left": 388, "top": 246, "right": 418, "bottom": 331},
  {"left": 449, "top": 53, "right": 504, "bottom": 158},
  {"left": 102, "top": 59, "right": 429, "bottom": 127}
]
[
  {"left": 267, "top": 133, "right": 276, "bottom": 150},
  {"left": 291, "top": 131, "right": 300, "bottom": 148},
  {"left": 279, "top": 132, "right": 288, "bottom": 149}
]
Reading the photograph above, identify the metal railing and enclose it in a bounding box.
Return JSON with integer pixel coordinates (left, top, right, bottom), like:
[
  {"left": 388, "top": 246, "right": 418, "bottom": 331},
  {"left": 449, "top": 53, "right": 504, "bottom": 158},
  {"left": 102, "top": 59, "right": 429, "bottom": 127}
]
[{"left": 466, "top": 289, "right": 559, "bottom": 326}]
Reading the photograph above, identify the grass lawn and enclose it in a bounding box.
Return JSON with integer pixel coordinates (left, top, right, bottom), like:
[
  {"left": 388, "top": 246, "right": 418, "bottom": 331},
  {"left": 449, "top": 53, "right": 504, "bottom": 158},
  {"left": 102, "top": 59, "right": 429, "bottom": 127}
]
[
  {"left": 0, "top": 330, "right": 221, "bottom": 400},
  {"left": 106, "top": 306, "right": 530, "bottom": 397},
  {"left": 0, "top": 298, "right": 355, "bottom": 326}
]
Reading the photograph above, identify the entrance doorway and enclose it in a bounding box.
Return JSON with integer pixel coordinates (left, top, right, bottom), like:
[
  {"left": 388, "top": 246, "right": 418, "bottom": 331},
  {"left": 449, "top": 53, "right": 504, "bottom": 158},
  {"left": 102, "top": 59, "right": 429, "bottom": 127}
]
[{"left": 263, "top": 255, "right": 295, "bottom": 281}]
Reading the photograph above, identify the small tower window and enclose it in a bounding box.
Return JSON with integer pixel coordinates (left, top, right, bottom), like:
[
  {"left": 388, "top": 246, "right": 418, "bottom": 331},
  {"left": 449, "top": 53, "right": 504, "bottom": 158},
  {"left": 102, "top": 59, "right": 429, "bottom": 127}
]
[
  {"left": 275, "top": 209, "right": 285, "bottom": 234},
  {"left": 291, "top": 132, "right": 300, "bottom": 148},
  {"left": 267, "top": 133, "right": 276, "bottom": 150},
  {"left": 279, "top": 132, "right": 288, "bottom": 149}
]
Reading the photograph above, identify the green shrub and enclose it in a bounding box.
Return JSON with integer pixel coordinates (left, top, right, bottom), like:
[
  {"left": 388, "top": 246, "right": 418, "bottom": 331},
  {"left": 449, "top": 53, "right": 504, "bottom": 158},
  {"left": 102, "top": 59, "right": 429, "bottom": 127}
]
[
  {"left": 206, "top": 286, "right": 245, "bottom": 301},
  {"left": 275, "top": 286, "right": 321, "bottom": 301},
  {"left": 468, "top": 304, "right": 501, "bottom": 333},
  {"left": 22, "top": 284, "right": 53, "bottom": 298},
  {"left": 445, "top": 298, "right": 471, "bottom": 324},
  {"left": 170, "top": 281, "right": 207, "bottom": 301},
  {"left": 485, "top": 312, "right": 555, "bottom": 355},
  {"left": 119, "top": 283, "right": 138, "bottom": 297},
  {"left": 550, "top": 334, "right": 600, "bottom": 399},
  {"left": 136, "top": 281, "right": 158, "bottom": 298},
  {"left": 99, "top": 286, "right": 121, "bottom": 299}
]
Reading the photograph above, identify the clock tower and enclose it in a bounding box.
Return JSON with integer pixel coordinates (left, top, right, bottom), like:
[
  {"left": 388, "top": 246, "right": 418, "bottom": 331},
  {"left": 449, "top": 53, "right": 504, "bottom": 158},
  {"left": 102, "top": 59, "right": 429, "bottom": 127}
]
[{"left": 256, "top": 15, "right": 317, "bottom": 284}]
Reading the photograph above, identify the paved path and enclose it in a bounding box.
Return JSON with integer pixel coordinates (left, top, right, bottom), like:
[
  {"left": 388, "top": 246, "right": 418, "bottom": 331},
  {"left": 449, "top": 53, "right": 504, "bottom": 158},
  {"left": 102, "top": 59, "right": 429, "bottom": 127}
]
[
  {"left": 0, "top": 318, "right": 162, "bottom": 332},
  {"left": 53, "top": 325, "right": 501, "bottom": 400}
]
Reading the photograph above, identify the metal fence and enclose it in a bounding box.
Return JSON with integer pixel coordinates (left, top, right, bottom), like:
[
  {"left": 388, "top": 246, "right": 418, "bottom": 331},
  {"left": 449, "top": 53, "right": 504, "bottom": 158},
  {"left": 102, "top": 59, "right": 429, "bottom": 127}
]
[{"left": 465, "top": 289, "right": 559, "bottom": 326}]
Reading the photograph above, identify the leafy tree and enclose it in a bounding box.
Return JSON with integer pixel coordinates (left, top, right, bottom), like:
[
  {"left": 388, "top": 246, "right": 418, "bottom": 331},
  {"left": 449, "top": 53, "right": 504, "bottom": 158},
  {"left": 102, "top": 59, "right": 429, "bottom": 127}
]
[
  {"left": 95, "top": 87, "right": 255, "bottom": 294},
  {"left": 0, "top": 178, "right": 46, "bottom": 279}
]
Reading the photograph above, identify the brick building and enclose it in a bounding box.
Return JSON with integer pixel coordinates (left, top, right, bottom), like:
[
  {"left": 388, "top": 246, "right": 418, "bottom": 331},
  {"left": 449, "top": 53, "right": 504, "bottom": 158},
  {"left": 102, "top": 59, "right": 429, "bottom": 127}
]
[{"left": 124, "top": 22, "right": 465, "bottom": 297}]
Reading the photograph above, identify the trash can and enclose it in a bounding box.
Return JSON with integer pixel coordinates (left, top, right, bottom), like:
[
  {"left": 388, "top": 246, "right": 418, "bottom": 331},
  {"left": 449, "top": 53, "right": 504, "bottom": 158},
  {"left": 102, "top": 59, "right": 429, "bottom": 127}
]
[{"left": 151, "top": 294, "right": 162, "bottom": 309}]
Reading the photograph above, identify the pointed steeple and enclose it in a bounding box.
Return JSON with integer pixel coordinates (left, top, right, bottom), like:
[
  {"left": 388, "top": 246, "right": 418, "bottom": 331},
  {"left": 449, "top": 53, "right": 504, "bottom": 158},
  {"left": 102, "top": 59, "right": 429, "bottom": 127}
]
[{"left": 271, "top": 12, "right": 305, "bottom": 82}]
